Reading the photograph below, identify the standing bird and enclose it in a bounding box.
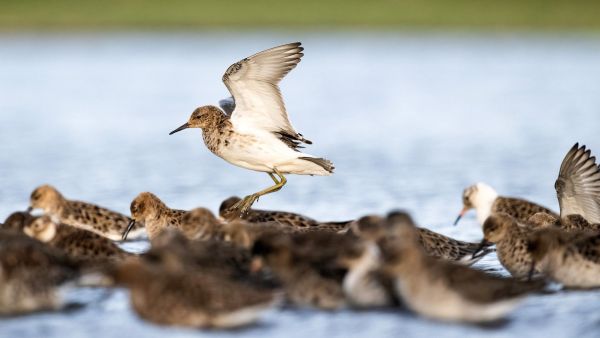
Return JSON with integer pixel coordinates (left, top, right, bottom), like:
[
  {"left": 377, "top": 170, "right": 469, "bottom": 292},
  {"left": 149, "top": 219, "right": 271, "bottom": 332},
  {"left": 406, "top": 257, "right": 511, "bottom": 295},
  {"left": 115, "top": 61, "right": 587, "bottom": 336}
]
[{"left": 169, "top": 42, "right": 334, "bottom": 215}]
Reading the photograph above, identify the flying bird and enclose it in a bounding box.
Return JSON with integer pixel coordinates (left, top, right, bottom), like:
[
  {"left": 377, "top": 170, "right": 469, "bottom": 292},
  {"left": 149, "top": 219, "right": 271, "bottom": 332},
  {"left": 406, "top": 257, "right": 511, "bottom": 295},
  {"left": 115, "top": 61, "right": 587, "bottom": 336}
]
[{"left": 170, "top": 42, "right": 334, "bottom": 215}]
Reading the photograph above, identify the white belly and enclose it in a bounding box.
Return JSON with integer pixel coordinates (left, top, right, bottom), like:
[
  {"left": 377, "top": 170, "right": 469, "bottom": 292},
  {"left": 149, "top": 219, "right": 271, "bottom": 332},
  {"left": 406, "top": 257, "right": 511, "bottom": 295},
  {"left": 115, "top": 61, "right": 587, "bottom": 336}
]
[{"left": 214, "top": 130, "right": 329, "bottom": 175}]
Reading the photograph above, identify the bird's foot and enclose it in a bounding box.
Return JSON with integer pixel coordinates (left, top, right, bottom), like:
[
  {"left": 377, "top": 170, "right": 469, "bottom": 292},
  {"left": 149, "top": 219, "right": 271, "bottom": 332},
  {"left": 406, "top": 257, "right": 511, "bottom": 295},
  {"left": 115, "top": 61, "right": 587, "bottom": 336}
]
[{"left": 225, "top": 194, "right": 259, "bottom": 218}]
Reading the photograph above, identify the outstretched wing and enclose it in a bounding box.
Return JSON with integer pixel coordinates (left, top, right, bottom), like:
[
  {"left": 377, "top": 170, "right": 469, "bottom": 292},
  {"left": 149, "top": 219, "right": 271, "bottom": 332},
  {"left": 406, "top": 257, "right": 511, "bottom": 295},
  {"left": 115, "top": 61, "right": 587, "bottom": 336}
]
[
  {"left": 222, "top": 42, "right": 311, "bottom": 149},
  {"left": 555, "top": 143, "right": 600, "bottom": 224}
]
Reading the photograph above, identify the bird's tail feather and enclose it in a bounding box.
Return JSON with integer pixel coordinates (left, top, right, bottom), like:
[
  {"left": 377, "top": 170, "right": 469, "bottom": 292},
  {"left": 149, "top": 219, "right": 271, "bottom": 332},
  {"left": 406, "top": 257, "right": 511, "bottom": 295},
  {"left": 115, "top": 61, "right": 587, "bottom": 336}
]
[{"left": 299, "top": 157, "right": 335, "bottom": 173}]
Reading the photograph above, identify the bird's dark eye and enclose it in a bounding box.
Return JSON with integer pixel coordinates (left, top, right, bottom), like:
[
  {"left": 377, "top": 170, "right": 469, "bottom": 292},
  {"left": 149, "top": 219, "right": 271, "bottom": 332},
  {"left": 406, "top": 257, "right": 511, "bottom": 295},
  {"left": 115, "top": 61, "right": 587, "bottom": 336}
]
[{"left": 31, "top": 192, "right": 41, "bottom": 200}]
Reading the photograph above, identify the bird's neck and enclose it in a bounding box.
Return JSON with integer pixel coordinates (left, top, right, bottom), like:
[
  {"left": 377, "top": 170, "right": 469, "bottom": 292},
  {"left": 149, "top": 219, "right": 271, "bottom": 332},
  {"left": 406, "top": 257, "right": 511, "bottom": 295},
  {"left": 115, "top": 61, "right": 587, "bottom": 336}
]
[{"left": 202, "top": 117, "right": 232, "bottom": 154}]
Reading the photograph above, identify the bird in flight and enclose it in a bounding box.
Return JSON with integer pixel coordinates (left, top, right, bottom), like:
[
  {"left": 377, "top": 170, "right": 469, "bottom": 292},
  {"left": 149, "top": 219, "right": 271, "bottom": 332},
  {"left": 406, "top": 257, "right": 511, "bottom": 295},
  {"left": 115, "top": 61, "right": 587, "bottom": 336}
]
[{"left": 169, "top": 42, "right": 334, "bottom": 216}]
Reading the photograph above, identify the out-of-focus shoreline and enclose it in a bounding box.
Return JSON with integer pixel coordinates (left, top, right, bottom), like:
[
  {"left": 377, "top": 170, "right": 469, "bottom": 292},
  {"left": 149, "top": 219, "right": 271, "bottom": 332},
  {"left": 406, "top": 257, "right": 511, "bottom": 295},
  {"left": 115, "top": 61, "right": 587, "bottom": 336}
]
[{"left": 1, "top": 0, "right": 600, "bottom": 32}]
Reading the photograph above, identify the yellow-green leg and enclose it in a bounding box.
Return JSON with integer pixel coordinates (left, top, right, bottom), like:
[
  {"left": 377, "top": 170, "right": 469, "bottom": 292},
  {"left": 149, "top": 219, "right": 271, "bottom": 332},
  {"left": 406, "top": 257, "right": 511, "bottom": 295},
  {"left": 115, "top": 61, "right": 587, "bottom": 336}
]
[{"left": 230, "top": 168, "right": 287, "bottom": 216}]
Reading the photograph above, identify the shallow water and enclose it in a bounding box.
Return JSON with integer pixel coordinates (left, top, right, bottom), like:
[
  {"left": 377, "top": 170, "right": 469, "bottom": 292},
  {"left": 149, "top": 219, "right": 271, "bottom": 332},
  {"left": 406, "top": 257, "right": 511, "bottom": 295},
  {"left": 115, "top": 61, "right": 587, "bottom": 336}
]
[{"left": 1, "top": 32, "right": 600, "bottom": 337}]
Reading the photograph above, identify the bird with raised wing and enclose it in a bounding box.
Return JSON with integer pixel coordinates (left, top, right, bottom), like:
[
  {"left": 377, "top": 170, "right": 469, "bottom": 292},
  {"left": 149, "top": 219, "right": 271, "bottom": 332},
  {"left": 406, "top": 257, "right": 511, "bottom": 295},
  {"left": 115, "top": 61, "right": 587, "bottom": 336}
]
[
  {"left": 454, "top": 143, "right": 600, "bottom": 228},
  {"left": 555, "top": 143, "right": 600, "bottom": 224},
  {"left": 169, "top": 42, "right": 334, "bottom": 216}
]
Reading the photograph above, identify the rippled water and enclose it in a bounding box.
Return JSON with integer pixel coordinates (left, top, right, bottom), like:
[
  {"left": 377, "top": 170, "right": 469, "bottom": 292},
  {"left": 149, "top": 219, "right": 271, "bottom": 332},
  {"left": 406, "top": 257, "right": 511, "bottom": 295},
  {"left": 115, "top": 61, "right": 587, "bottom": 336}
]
[{"left": 1, "top": 32, "right": 600, "bottom": 337}]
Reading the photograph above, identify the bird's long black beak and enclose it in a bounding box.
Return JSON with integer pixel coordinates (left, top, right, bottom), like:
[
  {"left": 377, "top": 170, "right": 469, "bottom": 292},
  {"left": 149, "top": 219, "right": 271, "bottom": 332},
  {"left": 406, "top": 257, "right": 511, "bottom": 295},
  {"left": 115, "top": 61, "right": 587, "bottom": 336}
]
[
  {"left": 471, "top": 240, "right": 492, "bottom": 259},
  {"left": 122, "top": 219, "right": 136, "bottom": 241},
  {"left": 26, "top": 206, "right": 33, "bottom": 213},
  {"left": 527, "top": 260, "right": 536, "bottom": 282},
  {"left": 453, "top": 206, "right": 469, "bottom": 226},
  {"left": 169, "top": 122, "right": 190, "bottom": 135}
]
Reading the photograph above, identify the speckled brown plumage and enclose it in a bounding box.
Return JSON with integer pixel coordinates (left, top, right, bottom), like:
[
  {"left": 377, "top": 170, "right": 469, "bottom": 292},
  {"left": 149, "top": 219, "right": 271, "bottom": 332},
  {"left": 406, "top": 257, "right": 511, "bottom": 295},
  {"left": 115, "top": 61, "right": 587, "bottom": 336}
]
[
  {"left": 560, "top": 214, "right": 600, "bottom": 231},
  {"left": 220, "top": 196, "right": 352, "bottom": 233},
  {"left": 492, "top": 197, "right": 558, "bottom": 224},
  {"left": 482, "top": 214, "right": 538, "bottom": 278},
  {"left": 528, "top": 227, "right": 600, "bottom": 288},
  {"left": 128, "top": 192, "right": 187, "bottom": 241},
  {"left": 29, "top": 185, "right": 144, "bottom": 241},
  {"left": 0, "top": 229, "right": 81, "bottom": 315},
  {"left": 24, "top": 216, "right": 132, "bottom": 265},
  {"left": 527, "top": 212, "right": 600, "bottom": 232},
  {"left": 351, "top": 212, "right": 492, "bottom": 264},
  {"left": 417, "top": 227, "right": 494, "bottom": 264}
]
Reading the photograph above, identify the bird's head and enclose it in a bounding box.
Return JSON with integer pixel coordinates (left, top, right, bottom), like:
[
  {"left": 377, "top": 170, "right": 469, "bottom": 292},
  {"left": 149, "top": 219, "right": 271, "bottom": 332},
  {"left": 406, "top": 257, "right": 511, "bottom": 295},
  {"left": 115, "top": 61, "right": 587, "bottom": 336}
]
[
  {"left": 482, "top": 213, "right": 514, "bottom": 243},
  {"left": 28, "top": 184, "right": 65, "bottom": 214},
  {"left": 169, "top": 105, "right": 222, "bottom": 134},
  {"left": 454, "top": 182, "right": 498, "bottom": 226},
  {"left": 24, "top": 215, "right": 57, "bottom": 242}
]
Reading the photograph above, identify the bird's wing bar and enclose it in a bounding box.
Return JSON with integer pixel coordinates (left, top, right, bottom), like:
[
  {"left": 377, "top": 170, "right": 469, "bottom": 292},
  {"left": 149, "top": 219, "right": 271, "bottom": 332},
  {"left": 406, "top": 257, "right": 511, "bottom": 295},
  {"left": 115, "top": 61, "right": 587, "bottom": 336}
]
[
  {"left": 555, "top": 143, "right": 600, "bottom": 223},
  {"left": 222, "top": 42, "right": 304, "bottom": 139}
]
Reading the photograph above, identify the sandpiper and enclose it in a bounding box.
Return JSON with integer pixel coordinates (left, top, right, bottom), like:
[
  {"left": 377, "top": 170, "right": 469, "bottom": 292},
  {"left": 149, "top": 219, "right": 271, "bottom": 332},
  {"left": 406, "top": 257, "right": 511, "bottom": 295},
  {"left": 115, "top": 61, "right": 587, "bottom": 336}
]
[
  {"left": 169, "top": 42, "right": 334, "bottom": 216},
  {"left": 379, "top": 212, "right": 544, "bottom": 323},
  {"left": 250, "top": 231, "right": 352, "bottom": 310},
  {"left": 28, "top": 184, "right": 144, "bottom": 241},
  {"left": 24, "top": 216, "right": 133, "bottom": 265},
  {"left": 527, "top": 227, "right": 600, "bottom": 288},
  {"left": 0, "top": 229, "right": 81, "bottom": 315},
  {"left": 456, "top": 143, "right": 600, "bottom": 228},
  {"left": 350, "top": 211, "right": 493, "bottom": 264},
  {"left": 220, "top": 196, "right": 352, "bottom": 232},
  {"left": 111, "top": 257, "right": 279, "bottom": 329},
  {"left": 337, "top": 215, "right": 396, "bottom": 308},
  {"left": 454, "top": 182, "right": 556, "bottom": 227},
  {"left": 475, "top": 213, "right": 539, "bottom": 279},
  {"left": 2, "top": 211, "right": 35, "bottom": 233},
  {"left": 123, "top": 192, "right": 186, "bottom": 241}
]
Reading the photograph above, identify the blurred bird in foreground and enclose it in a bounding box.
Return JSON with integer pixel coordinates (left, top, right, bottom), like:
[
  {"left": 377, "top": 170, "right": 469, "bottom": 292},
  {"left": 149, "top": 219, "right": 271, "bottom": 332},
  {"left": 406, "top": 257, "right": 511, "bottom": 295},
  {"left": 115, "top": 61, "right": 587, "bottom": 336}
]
[{"left": 379, "top": 211, "right": 545, "bottom": 323}]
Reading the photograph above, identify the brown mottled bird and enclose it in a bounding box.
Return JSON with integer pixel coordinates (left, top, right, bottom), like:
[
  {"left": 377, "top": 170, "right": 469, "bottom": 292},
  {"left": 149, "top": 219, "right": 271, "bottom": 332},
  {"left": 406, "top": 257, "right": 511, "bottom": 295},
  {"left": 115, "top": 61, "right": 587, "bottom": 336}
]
[
  {"left": 476, "top": 213, "right": 539, "bottom": 279},
  {"left": 527, "top": 227, "right": 600, "bottom": 288},
  {"left": 0, "top": 229, "right": 82, "bottom": 315},
  {"left": 250, "top": 231, "right": 355, "bottom": 310},
  {"left": 28, "top": 184, "right": 144, "bottom": 241},
  {"left": 24, "top": 216, "right": 133, "bottom": 265},
  {"left": 336, "top": 215, "right": 397, "bottom": 308},
  {"left": 220, "top": 196, "right": 352, "bottom": 233},
  {"left": 380, "top": 211, "right": 544, "bottom": 323},
  {"left": 455, "top": 143, "right": 600, "bottom": 228},
  {"left": 350, "top": 211, "right": 493, "bottom": 265},
  {"left": 454, "top": 182, "right": 556, "bottom": 227},
  {"left": 168, "top": 42, "right": 333, "bottom": 216},
  {"left": 110, "top": 256, "right": 279, "bottom": 329},
  {"left": 123, "top": 192, "right": 186, "bottom": 241},
  {"left": 2, "top": 211, "right": 36, "bottom": 232}
]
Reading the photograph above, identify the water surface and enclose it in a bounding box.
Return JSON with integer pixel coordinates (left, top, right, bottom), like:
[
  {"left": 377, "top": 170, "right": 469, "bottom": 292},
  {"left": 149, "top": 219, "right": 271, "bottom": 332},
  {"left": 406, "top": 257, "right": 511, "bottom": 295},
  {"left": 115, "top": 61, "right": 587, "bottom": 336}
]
[{"left": 1, "top": 32, "right": 600, "bottom": 337}]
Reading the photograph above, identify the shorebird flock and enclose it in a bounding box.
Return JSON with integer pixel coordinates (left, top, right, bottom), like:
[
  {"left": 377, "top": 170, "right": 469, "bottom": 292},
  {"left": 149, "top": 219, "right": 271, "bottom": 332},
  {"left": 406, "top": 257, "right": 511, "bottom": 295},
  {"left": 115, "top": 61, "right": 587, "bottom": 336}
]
[{"left": 2, "top": 42, "right": 600, "bottom": 328}]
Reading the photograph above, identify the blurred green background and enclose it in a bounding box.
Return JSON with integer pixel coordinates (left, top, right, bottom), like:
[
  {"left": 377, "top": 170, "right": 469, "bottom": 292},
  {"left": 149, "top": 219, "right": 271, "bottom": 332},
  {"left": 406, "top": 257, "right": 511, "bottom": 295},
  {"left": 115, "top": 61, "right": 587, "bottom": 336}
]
[{"left": 1, "top": 0, "right": 599, "bottom": 31}]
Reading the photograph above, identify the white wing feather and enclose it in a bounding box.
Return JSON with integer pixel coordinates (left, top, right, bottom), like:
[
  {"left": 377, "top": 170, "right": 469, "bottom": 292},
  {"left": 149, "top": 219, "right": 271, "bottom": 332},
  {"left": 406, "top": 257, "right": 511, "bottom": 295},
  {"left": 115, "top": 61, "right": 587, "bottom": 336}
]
[
  {"left": 222, "top": 42, "right": 304, "bottom": 138},
  {"left": 555, "top": 143, "right": 600, "bottom": 223}
]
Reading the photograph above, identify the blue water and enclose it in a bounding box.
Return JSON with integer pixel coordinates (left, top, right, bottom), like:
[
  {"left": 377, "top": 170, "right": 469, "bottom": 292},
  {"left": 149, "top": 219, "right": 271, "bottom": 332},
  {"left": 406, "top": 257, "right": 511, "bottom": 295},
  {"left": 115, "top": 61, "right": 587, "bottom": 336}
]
[{"left": 1, "top": 32, "right": 600, "bottom": 337}]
